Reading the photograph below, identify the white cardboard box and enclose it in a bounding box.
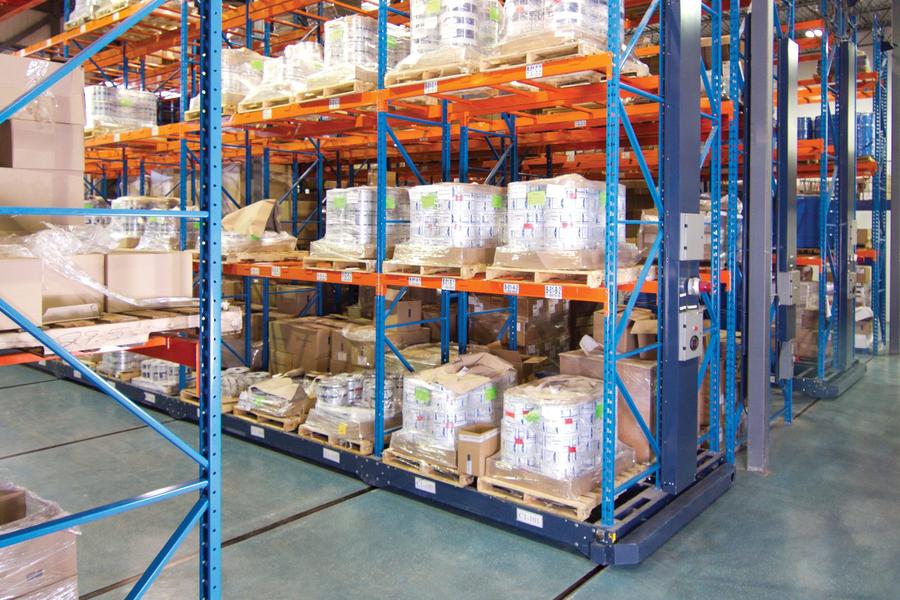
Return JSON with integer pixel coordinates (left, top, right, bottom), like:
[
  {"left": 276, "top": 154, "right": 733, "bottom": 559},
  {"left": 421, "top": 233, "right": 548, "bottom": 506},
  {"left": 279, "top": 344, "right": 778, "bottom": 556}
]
[
  {"left": 0, "top": 167, "right": 84, "bottom": 232},
  {"left": 0, "top": 257, "right": 43, "bottom": 331},
  {"left": 0, "top": 120, "right": 84, "bottom": 171},
  {"left": 43, "top": 254, "right": 105, "bottom": 320},
  {"left": 0, "top": 54, "right": 85, "bottom": 125},
  {"left": 105, "top": 251, "right": 193, "bottom": 313}
]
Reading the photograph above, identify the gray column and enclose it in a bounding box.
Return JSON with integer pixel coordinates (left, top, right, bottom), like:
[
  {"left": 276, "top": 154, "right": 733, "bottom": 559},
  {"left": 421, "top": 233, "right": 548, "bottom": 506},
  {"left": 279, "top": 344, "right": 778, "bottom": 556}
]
[{"left": 891, "top": 9, "right": 900, "bottom": 355}]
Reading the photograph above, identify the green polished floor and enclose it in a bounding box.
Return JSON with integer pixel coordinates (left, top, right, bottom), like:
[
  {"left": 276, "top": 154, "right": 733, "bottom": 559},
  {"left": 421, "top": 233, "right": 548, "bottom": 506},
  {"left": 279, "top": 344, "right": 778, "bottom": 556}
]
[{"left": 2, "top": 358, "right": 898, "bottom": 599}]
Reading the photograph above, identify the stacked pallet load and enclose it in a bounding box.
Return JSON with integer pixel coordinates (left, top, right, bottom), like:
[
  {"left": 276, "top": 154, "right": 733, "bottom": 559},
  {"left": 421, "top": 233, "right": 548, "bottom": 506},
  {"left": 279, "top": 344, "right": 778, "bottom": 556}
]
[
  {"left": 477, "top": 375, "right": 636, "bottom": 519},
  {"left": 238, "top": 42, "right": 324, "bottom": 112},
  {"left": 467, "top": 295, "right": 570, "bottom": 360},
  {"left": 386, "top": 182, "right": 506, "bottom": 277},
  {"left": 385, "top": 353, "right": 517, "bottom": 485},
  {"left": 306, "top": 186, "right": 409, "bottom": 269},
  {"left": 387, "top": 0, "right": 501, "bottom": 83},
  {"left": 234, "top": 374, "right": 316, "bottom": 432},
  {"left": 187, "top": 47, "right": 266, "bottom": 119},
  {"left": 84, "top": 85, "right": 158, "bottom": 136}
]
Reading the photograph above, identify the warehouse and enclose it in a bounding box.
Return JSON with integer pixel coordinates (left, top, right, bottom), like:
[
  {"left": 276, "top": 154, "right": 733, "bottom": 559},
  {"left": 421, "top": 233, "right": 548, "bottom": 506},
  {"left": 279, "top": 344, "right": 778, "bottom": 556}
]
[{"left": 0, "top": 0, "right": 896, "bottom": 597}]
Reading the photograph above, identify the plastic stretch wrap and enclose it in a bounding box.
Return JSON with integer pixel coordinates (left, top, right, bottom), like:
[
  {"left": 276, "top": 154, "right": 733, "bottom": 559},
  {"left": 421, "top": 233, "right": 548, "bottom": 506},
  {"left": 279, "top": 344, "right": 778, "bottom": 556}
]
[
  {"left": 18, "top": 59, "right": 59, "bottom": 122},
  {"left": 499, "top": 0, "right": 613, "bottom": 52},
  {"left": 309, "top": 186, "right": 409, "bottom": 259},
  {"left": 241, "top": 42, "right": 324, "bottom": 104},
  {"left": 493, "top": 174, "right": 635, "bottom": 271},
  {"left": 385, "top": 342, "right": 459, "bottom": 372},
  {"left": 189, "top": 47, "right": 266, "bottom": 111},
  {"left": 391, "top": 183, "right": 506, "bottom": 265},
  {"left": 468, "top": 295, "right": 570, "bottom": 358},
  {"left": 84, "top": 86, "right": 158, "bottom": 131},
  {"left": 97, "top": 350, "right": 142, "bottom": 376},
  {"left": 397, "top": 0, "right": 500, "bottom": 72},
  {"left": 490, "top": 375, "right": 635, "bottom": 496},
  {"left": 222, "top": 367, "right": 270, "bottom": 399},
  {"left": 391, "top": 353, "right": 517, "bottom": 467},
  {"left": 304, "top": 372, "right": 403, "bottom": 441},
  {"left": 237, "top": 376, "right": 303, "bottom": 418},
  {"left": 221, "top": 231, "right": 297, "bottom": 254},
  {"left": 0, "top": 482, "right": 79, "bottom": 600},
  {"left": 321, "top": 15, "right": 408, "bottom": 74},
  {"left": 108, "top": 196, "right": 180, "bottom": 250},
  {"left": 66, "top": 0, "right": 102, "bottom": 27}
]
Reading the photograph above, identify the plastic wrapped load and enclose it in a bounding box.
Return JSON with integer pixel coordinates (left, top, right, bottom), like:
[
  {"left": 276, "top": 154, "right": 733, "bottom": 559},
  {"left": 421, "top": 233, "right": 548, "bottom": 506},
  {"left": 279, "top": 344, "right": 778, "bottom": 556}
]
[
  {"left": 397, "top": 0, "right": 501, "bottom": 72},
  {"left": 468, "top": 295, "right": 570, "bottom": 358},
  {"left": 385, "top": 342, "right": 459, "bottom": 372},
  {"left": 241, "top": 42, "right": 324, "bottom": 105},
  {"left": 390, "top": 183, "right": 506, "bottom": 266},
  {"left": 108, "top": 196, "right": 180, "bottom": 250},
  {"left": 312, "top": 17, "right": 407, "bottom": 88},
  {"left": 222, "top": 367, "right": 270, "bottom": 399},
  {"left": 131, "top": 358, "right": 193, "bottom": 393},
  {"left": 492, "top": 174, "right": 636, "bottom": 271},
  {"left": 309, "top": 186, "right": 409, "bottom": 259},
  {"left": 0, "top": 483, "right": 79, "bottom": 599},
  {"left": 389, "top": 353, "right": 517, "bottom": 467},
  {"left": 97, "top": 350, "right": 142, "bottom": 377},
  {"left": 221, "top": 231, "right": 297, "bottom": 254},
  {"left": 236, "top": 375, "right": 311, "bottom": 418},
  {"left": 499, "top": 0, "right": 613, "bottom": 53},
  {"left": 302, "top": 372, "right": 404, "bottom": 443},
  {"left": 84, "top": 85, "right": 158, "bottom": 131},
  {"left": 66, "top": 0, "right": 103, "bottom": 27},
  {"left": 189, "top": 47, "right": 266, "bottom": 112},
  {"left": 487, "top": 375, "right": 635, "bottom": 498}
]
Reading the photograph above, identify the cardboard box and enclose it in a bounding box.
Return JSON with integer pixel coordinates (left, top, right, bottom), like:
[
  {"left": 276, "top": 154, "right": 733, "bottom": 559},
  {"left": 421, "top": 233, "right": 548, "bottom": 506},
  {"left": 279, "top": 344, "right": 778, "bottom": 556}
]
[
  {"left": 483, "top": 454, "right": 599, "bottom": 498},
  {"left": 0, "top": 485, "right": 78, "bottom": 599},
  {"left": 386, "top": 300, "right": 422, "bottom": 329},
  {"left": 0, "top": 120, "right": 84, "bottom": 171},
  {"left": 0, "top": 167, "right": 84, "bottom": 232},
  {"left": 0, "top": 55, "right": 85, "bottom": 125},
  {"left": 269, "top": 316, "right": 347, "bottom": 374},
  {"left": 486, "top": 341, "right": 546, "bottom": 382},
  {"left": 105, "top": 251, "right": 193, "bottom": 313},
  {"left": 457, "top": 424, "right": 500, "bottom": 477},
  {"left": 857, "top": 227, "right": 870, "bottom": 247},
  {"left": 0, "top": 257, "right": 43, "bottom": 330},
  {"left": 330, "top": 325, "right": 431, "bottom": 373},
  {"left": 18, "top": 574, "right": 79, "bottom": 600},
  {"left": 272, "top": 284, "right": 317, "bottom": 315},
  {"left": 367, "top": 170, "right": 398, "bottom": 186},
  {"left": 42, "top": 254, "right": 105, "bottom": 321},
  {"left": 592, "top": 306, "right": 655, "bottom": 357}
]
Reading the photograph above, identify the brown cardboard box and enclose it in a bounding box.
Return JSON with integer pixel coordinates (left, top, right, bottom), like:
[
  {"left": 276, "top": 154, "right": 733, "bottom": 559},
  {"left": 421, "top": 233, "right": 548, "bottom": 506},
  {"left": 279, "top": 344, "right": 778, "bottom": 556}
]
[
  {"left": 0, "top": 489, "right": 25, "bottom": 523},
  {"left": 330, "top": 325, "right": 431, "bottom": 373},
  {"left": 18, "top": 574, "right": 79, "bottom": 599},
  {"left": 105, "top": 251, "right": 194, "bottom": 313},
  {"left": 592, "top": 306, "right": 655, "bottom": 356},
  {"left": 222, "top": 277, "right": 243, "bottom": 299},
  {"left": 42, "top": 254, "right": 105, "bottom": 320},
  {"left": 0, "top": 486, "right": 78, "bottom": 599},
  {"left": 422, "top": 302, "right": 457, "bottom": 342},
  {"left": 0, "top": 168, "right": 84, "bottom": 232},
  {"left": 457, "top": 424, "right": 500, "bottom": 477},
  {"left": 0, "top": 257, "right": 43, "bottom": 331},
  {"left": 367, "top": 170, "right": 398, "bottom": 186},
  {"left": 385, "top": 300, "right": 422, "bottom": 329},
  {"left": 269, "top": 316, "right": 347, "bottom": 374},
  {"left": 0, "top": 120, "right": 84, "bottom": 171},
  {"left": 486, "top": 341, "right": 547, "bottom": 382},
  {"left": 0, "top": 55, "right": 85, "bottom": 125},
  {"left": 272, "top": 284, "right": 316, "bottom": 315},
  {"left": 857, "top": 265, "right": 872, "bottom": 286},
  {"left": 857, "top": 227, "right": 870, "bottom": 247}
]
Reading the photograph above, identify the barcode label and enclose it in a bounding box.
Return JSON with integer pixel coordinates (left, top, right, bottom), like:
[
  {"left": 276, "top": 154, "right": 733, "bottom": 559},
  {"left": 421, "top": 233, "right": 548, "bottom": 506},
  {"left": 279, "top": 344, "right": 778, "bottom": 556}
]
[
  {"left": 73, "top": 371, "right": 82, "bottom": 379},
  {"left": 329, "top": 97, "right": 340, "bottom": 110},
  {"left": 323, "top": 448, "right": 341, "bottom": 463},
  {"left": 341, "top": 272, "right": 353, "bottom": 283},
  {"left": 503, "top": 283, "right": 519, "bottom": 295},
  {"left": 250, "top": 267, "right": 260, "bottom": 276},
  {"left": 316, "top": 272, "right": 328, "bottom": 282},
  {"left": 414, "top": 477, "right": 436, "bottom": 494},
  {"left": 424, "top": 80, "right": 438, "bottom": 94},
  {"left": 408, "top": 276, "right": 422, "bottom": 287},
  {"left": 516, "top": 508, "right": 544, "bottom": 528},
  {"left": 250, "top": 425, "right": 265, "bottom": 439},
  {"left": 263, "top": 108, "right": 272, "bottom": 120},
  {"left": 544, "top": 285, "right": 563, "bottom": 299},
  {"left": 144, "top": 392, "right": 156, "bottom": 404},
  {"left": 441, "top": 278, "right": 456, "bottom": 291},
  {"left": 525, "top": 63, "right": 543, "bottom": 79},
  {"left": 575, "top": 119, "right": 587, "bottom": 128}
]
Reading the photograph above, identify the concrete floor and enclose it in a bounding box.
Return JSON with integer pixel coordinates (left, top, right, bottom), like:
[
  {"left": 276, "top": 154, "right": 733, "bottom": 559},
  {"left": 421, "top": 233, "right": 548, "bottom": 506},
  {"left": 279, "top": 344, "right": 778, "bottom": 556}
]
[{"left": 1, "top": 357, "right": 898, "bottom": 599}]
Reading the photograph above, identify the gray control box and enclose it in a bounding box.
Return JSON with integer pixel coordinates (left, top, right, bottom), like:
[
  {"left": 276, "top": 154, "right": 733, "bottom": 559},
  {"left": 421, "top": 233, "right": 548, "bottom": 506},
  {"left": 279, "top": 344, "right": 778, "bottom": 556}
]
[
  {"left": 679, "top": 213, "right": 705, "bottom": 261},
  {"left": 678, "top": 307, "right": 704, "bottom": 361}
]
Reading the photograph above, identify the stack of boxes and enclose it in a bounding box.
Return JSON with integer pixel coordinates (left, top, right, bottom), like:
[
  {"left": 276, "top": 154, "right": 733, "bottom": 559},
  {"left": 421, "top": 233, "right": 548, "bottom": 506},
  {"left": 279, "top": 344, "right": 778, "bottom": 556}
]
[{"left": 467, "top": 295, "right": 570, "bottom": 359}]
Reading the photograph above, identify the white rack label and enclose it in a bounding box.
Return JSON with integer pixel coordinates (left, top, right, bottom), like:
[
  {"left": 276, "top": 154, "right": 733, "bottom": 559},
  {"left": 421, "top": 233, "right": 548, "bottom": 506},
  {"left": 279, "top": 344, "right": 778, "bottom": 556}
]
[
  {"left": 329, "top": 97, "right": 340, "bottom": 110},
  {"left": 408, "top": 276, "right": 422, "bottom": 287},
  {"left": 424, "top": 80, "right": 438, "bottom": 94},
  {"left": 151, "top": 126, "right": 160, "bottom": 136},
  {"left": 250, "top": 425, "right": 265, "bottom": 439},
  {"left": 113, "top": 133, "right": 121, "bottom": 142},
  {"left": 516, "top": 508, "right": 544, "bottom": 528},
  {"left": 323, "top": 448, "right": 341, "bottom": 463},
  {"left": 414, "top": 477, "right": 436, "bottom": 494},
  {"left": 38, "top": 360, "right": 46, "bottom": 367},
  {"left": 196, "top": 408, "right": 200, "bottom": 418},
  {"left": 250, "top": 267, "right": 260, "bottom": 276},
  {"left": 502, "top": 283, "right": 519, "bottom": 295},
  {"left": 316, "top": 272, "right": 328, "bottom": 282},
  {"left": 80, "top": 24, "right": 87, "bottom": 33},
  {"left": 262, "top": 108, "right": 272, "bottom": 120},
  {"left": 271, "top": 266, "right": 281, "bottom": 277},
  {"left": 575, "top": 119, "right": 587, "bottom": 128},
  {"left": 112, "top": 11, "right": 119, "bottom": 19},
  {"left": 525, "top": 63, "right": 543, "bottom": 79},
  {"left": 544, "top": 285, "right": 563, "bottom": 299},
  {"left": 72, "top": 370, "right": 82, "bottom": 379},
  {"left": 441, "top": 278, "right": 456, "bottom": 291},
  {"left": 144, "top": 392, "right": 156, "bottom": 404},
  {"left": 341, "top": 272, "right": 353, "bottom": 283}
]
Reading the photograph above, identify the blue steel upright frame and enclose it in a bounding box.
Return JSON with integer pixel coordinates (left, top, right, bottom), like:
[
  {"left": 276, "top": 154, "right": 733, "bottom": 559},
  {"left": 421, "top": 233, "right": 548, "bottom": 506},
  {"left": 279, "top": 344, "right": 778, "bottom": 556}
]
[
  {"left": 0, "top": 2, "right": 224, "bottom": 597},
  {"left": 870, "top": 21, "right": 889, "bottom": 354}
]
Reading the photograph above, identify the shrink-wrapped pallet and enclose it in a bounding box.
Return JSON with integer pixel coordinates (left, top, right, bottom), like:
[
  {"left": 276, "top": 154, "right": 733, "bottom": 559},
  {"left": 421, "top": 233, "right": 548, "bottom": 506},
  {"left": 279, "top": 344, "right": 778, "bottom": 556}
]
[
  {"left": 85, "top": 86, "right": 158, "bottom": 131},
  {"left": 309, "top": 186, "right": 409, "bottom": 260},
  {"left": 241, "top": 42, "right": 324, "bottom": 105},
  {"left": 302, "top": 372, "right": 404, "bottom": 444}
]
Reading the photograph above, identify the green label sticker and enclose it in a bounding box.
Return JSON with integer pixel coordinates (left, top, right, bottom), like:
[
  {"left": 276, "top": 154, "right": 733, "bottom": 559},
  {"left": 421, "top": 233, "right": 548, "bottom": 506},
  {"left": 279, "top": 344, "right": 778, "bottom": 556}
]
[
  {"left": 595, "top": 401, "right": 604, "bottom": 418},
  {"left": 193, "top": 222, "right": 201, "bottom": 230},
  {"left": 491, "top": 194, "right": 503, "bottom": 209},
  {"left": 488, "top": 5, "right": 499, "bottom": 21},
  {"left": 484, "top": 385, "right": 496, "bottom": 401},
  {"left": 83, "top": 201, "right": 93, "bottom": 208},
  {"left": 415, "top": 387, "right": 431, "bottom": 403},
  {"left": 425, "top": 0, "right": 440, "bottom": 14},
  {"left": 386, "top": 195, "right": 396, "bottom": 209},
  {"left": 250, "top": 234, "right": 261, "bottom": 241},
  {"left": 599, "top": 190, "right": 606, "bottom": 205},
  {"left": 387, "top": 36, "right": 398, "bottom": 49},
  {"left": 331, "top": 194, "right": 346, "bottom": 209},
  {"left": 250, "top": 59, "right": 263, "bottom": 71},
  {"left": 421, "top": 193, "right": 437, "bottom": 209},
  {"left": 526, "top": 191, "right": 546, "bottom": 207},
  {"left": 524, "top": 409, "right": 540, "bottom": 423},
  {"left": 148, "top": 217, "right": 159, "bottom": 223}
]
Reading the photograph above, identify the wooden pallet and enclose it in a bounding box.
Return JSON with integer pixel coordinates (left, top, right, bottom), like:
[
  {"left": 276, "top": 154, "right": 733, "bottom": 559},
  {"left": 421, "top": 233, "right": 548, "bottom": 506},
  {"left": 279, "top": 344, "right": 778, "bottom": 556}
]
[
  {"left": 382, "top": 261, "right": 486, "bottom": 279},
  {"left": 299, "top": 79, "right": 376, "bottom": 101},
  {"left": 302, "top": 256, "right": 376, "bottom": 272},
  {"left": 476, "top": 463, "right": 648, "bottom": 521},
  {"left": 185, "top": 104, "right": 236, "bottom": 121},
  {"left": 201, "top": 249, "right": 307, "bottom": 264},
  {"left": 382, "top": 447, "right": 473, "bottom": 488},
  {"left": 297, "top": 423, "right": 374, "bottom": 456},
  {"left": 179, "top": 389, "right": 237, "bottom": 414},
  {"left": 94, "top": 0, "right": 132, "bottom": 18},
  {"left": 481, "top": 39, "right": 602, "bottom": 71},
  {"left": 485, "top": 266, "right": 604, "bottom": 288},
  {"left": 231, "top": 407, "right": 303, "bottom": 433},
  {"left": 96, "top": 368, "right": 141, "bottom": 382},
  {"left": 236, "top": 95, "right": 292, "bottom": 113},
  {"left": 385, "top": 63, "right": 472, "bottom": 86}
]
